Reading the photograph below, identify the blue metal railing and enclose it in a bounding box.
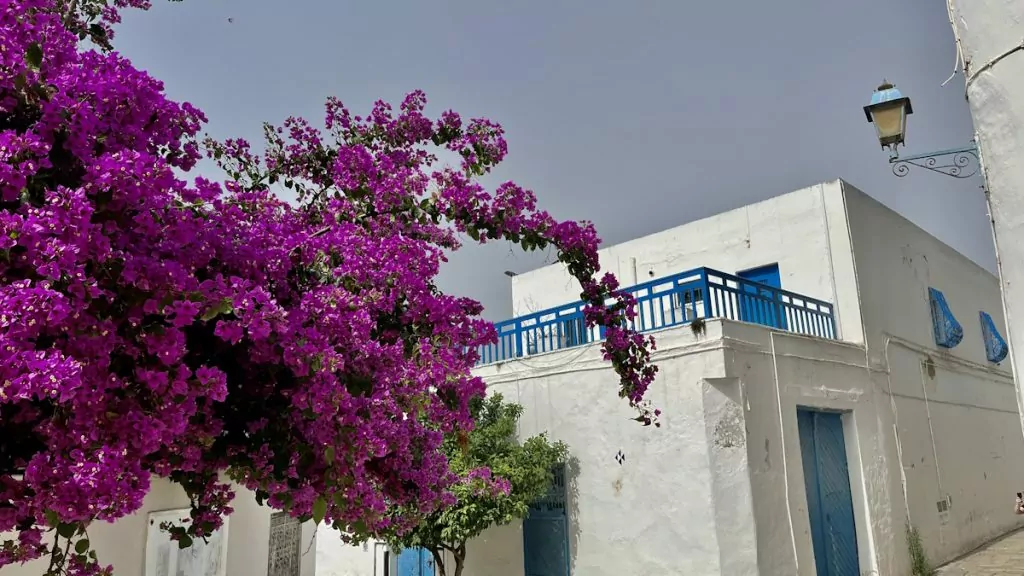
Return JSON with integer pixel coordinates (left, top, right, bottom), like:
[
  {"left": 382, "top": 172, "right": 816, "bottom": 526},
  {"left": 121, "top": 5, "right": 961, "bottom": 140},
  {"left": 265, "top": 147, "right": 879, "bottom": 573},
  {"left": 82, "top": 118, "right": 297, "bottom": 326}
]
[{"left": 474, "top": 267, "right": 838, "bottom": 366}]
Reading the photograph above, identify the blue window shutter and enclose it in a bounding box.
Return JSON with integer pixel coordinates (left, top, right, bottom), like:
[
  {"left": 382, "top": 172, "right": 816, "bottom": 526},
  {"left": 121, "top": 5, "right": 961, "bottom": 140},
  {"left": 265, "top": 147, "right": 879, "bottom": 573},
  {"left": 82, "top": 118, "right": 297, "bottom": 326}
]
[
  {"left": 928, "top": 288, "right": 963, "bottom": 349},
  {"left": 979, "top": 311, "right": 1009, "bottom": 363}
]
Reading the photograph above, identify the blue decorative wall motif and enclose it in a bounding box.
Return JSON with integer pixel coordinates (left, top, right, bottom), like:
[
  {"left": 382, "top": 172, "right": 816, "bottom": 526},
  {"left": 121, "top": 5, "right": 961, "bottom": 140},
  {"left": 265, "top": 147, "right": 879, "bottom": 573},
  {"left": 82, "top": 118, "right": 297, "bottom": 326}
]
[
  {"left": 928, "top": 287, "right": 963, "bottom": 349},
  {"left": 979, "top": 311, "right": 1009, "bottom": 363}
]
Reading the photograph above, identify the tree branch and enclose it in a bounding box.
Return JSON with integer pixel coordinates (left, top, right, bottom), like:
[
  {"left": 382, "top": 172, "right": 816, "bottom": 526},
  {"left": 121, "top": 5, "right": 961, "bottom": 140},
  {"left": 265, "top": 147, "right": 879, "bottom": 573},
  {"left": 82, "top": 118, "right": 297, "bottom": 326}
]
[
  {"left": 430, "top": 548, "right": 446, "bottom": 576},
  {"left": 63, "top": 0, "right": 79, "bottom": 25},
  {"left": 288, "top": 225, "right": 333, "bottom": 256}
]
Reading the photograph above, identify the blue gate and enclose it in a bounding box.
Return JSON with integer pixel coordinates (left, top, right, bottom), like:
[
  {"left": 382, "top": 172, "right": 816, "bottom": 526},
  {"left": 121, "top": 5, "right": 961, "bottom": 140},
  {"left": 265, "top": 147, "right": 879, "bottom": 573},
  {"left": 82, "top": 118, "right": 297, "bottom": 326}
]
[
  {"left": 523, "top": 465, "right": 570, "bottom": 576},
  {"left": 738, "top": 264, "right": 787, "bottom": 330},
  {"left": 396, "top": 547, "right": 433, "bottom": 576},
  {"left": 797, "top": 409, "right": 860, "bottom": 576}
]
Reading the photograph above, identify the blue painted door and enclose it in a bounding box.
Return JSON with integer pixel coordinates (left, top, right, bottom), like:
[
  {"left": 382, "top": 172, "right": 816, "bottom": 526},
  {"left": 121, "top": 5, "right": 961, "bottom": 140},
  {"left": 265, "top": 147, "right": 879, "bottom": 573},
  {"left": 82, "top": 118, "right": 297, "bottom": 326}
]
[
  {"left": 797, "top": 409, "right": 860, "bottom": 576},
  {"left": 396, "top": 547, "right": 434, "bottom": 576},
  {"left": 738, "top": 264, "right": 786, "bottom": 329},
  {"left": 523, "top": 466, "right": 570, "bottom": 576}
]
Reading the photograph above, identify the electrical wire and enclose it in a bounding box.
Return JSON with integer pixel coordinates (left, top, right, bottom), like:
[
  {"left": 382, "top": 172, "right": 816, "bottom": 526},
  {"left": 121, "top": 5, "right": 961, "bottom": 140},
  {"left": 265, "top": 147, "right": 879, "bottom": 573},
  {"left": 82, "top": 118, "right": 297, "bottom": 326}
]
[
  {"left": 942, "top": 0, "right": 966, "bottom": 87},
  {"left": 965, "top": 39, "right": 1024, "bottom": 94}
]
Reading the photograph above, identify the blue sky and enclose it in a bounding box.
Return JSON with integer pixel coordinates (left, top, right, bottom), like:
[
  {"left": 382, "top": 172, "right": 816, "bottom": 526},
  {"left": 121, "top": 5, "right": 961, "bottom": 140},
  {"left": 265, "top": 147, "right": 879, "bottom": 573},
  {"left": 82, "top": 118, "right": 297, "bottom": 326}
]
[{"left": 116, "top": 0, "right": 986, "bottom": 320}]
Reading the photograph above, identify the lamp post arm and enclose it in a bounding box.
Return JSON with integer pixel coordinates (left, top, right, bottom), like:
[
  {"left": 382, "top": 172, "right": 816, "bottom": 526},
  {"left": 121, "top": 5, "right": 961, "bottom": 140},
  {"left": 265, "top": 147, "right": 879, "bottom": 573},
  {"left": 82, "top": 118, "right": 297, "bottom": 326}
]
[{"left": 889, "top": 142, "right": 980, "bottom": 180}]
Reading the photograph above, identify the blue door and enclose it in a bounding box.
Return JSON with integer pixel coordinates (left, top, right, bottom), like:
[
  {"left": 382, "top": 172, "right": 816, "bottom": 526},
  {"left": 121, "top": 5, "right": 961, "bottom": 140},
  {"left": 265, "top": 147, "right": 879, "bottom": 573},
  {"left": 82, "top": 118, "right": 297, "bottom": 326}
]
[
  {"left": 738, "top": 264, "right": 786, "bottom": 329},
  {"left": 396, "top": 547, "right": 433, "bottom": 576},
  {"left": 797, "top": 409, "right": 860, "bottom": 576},
  {"left": 523, "top": 465, "right": 570, "bottom": 576}
]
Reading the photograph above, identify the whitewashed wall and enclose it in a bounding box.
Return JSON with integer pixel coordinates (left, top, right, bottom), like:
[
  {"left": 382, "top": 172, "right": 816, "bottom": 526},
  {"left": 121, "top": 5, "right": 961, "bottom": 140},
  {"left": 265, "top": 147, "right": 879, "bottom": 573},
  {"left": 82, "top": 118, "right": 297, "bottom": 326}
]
[
  {"left": 470, "top": 320, "right": 1023, "bottom": 576},
  {"left": 467, "top": 319, "right": 891, "bottom": 576},
  {"left": 841, "top": 181, "right": 1008, "bottom": 368},
  {"left": 842, "top": 181, "right": 1024, "bottom": 565},
  {"left": 721, "top": 321, "right": 894, "bottom": 576},
  {"left": 508, "top": 180, "right": 863, "bottom": 344},
  {"left": 1, "top": 479, "right": 316, "bottom": 576},
  {"left": 314, "top": 537, "right": 384, "bottom": 576},
  {"left": 470, "top": 321, "right": 738, "bottom": 576}
]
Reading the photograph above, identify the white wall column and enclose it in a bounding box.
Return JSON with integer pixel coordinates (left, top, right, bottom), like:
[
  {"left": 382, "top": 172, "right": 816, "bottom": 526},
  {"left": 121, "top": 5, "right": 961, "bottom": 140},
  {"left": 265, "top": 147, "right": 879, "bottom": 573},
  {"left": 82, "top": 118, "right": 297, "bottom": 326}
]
[{"left": 948, "top": 0, "right": 1024, "bottom": 433}]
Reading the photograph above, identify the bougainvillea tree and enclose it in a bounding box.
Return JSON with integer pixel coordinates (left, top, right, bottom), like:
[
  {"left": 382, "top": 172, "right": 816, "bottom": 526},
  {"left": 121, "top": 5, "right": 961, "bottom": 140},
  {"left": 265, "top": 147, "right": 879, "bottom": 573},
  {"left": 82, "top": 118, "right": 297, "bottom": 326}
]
[{"left": 0, "top": 1, "right": 657, "bottom": 574}]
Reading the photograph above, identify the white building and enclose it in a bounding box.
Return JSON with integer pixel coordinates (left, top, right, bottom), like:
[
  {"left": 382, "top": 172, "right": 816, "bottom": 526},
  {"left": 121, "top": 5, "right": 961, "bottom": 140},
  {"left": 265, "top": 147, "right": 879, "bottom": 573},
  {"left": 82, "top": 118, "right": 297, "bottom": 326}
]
[{"left": 318, "top": 179, "right": 1024, "bottom": 576}]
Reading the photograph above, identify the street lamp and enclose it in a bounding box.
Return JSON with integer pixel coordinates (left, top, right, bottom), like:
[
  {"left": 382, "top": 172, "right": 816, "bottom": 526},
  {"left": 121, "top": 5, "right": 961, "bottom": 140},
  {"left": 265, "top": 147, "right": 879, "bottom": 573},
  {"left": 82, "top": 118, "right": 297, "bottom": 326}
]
[
  {"left": 864, "top": 81, "right": 980, "bottom": 180},
  {"left": 863, "top": 81, "right": 913, "bottom": 152}
]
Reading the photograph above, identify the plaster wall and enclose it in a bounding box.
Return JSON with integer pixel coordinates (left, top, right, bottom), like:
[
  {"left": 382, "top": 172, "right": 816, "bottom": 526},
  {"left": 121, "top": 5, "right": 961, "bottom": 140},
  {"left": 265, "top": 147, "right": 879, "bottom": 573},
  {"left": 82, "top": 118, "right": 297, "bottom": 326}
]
[
  {"left": 841, "top": 181, "right": 1024, "bottom": 564},
  {"left": 314, "top": 538, "right": 386, "bottom": 576},
  {"left": 508, "top": 180, "right": 863, "bottom": 343},
  {"left": 1, "top": 480, "right": 317, "bottom": 576},
  {"left": 463, "top": 320, "right": 892, "bottom": 576},
  {"left": 462, "top": 319, "right": 1024, "bottom": 576},
  {"left": 841, "top": 180, "right": 1008, "bottom": 367},
  {"left": 468, "top": 321, "right": 734, "bottom": 576},
  {"left": 885, "top": 342, "right": 1024, "bottom": 566},
  {"left": 951, "top": 0, "right": 1024, "bottom": 464},
  {"left": 718, "top": 321, "right": 894, "bottom": 576}
]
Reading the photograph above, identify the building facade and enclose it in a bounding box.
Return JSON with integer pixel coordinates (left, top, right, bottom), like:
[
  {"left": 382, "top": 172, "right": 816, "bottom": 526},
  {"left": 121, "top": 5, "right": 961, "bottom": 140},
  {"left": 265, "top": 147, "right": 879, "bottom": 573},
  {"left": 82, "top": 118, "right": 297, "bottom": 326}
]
[{"left": 316, "top": 179, "right": 1024, "bottom": 576}]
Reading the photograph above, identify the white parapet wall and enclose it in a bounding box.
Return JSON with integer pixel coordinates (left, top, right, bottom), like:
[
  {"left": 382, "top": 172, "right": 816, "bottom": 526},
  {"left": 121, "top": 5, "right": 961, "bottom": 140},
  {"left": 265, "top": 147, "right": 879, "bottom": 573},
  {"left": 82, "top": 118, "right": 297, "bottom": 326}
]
[{"left": 508, "top": 180, "right": 863, "bottom": 345}]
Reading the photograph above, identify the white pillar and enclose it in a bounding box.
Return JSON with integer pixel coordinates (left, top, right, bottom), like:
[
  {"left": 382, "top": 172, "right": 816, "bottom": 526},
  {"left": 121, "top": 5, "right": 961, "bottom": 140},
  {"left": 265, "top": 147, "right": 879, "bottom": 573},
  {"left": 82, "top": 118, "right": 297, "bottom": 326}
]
[{"left": 946, "top": 0, "right": 1024, "bottom": 429}]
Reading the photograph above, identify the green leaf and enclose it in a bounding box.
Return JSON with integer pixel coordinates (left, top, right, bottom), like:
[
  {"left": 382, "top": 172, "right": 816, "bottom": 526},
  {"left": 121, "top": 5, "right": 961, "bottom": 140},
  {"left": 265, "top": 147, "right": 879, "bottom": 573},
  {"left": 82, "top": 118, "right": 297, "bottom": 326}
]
[
  {"left": 312, "top": 497, "right": 327, "bottom": 525},
  {"left": 25, "top": 43, "right": 42, "bottom": 70},
  {"left": 75, "top": 539, "right": 90, "bottom": 554},
  {"left": 44, "top": 510, "right": 60, "bottom": 527},
  {"left": 177, "top": 534, "right": 193, "bottom": 549},
  {"left": 324, "top": 445, "right": 335, "bottom": 465},
  {"left": 200, "top": 298, "right": 234, "bottom": 321},
  {"left": 88, "top": 23, "right": 108, "bottom": 42},
  {"left": 57, "top": 522, "right": 76, "bottom": 539}
]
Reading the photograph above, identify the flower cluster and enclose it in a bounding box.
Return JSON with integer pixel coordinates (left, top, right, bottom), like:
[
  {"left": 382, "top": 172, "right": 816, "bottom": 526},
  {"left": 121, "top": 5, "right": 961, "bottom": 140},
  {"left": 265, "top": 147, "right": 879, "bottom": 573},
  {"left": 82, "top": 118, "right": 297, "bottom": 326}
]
[
  {"left": 463, "top": 467, "right": 511, "bottom": 499},
  {"left": 0, "top": 1, "right": 657, "bottom": 573}
]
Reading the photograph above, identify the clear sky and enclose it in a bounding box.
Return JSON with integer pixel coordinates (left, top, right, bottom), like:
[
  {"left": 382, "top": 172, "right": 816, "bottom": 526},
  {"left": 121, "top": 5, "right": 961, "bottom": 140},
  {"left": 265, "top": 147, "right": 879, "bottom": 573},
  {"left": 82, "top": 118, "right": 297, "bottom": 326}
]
[{"left": 115, "top": 0, "right": 987, "bottom": 320}]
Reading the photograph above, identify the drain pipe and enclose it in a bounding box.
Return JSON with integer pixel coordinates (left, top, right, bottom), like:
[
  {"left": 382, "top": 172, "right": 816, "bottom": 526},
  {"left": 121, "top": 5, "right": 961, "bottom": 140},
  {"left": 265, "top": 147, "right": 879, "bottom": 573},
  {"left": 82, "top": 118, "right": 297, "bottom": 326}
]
[
  {"left": 917, "top": 357, "right": 946, "bottom": 546},
  {"left": 883, "top": 337, "right": 913, "bottom": 525},
  {"left": 770, "top": 331, "right": 800, "bottom": 571}
]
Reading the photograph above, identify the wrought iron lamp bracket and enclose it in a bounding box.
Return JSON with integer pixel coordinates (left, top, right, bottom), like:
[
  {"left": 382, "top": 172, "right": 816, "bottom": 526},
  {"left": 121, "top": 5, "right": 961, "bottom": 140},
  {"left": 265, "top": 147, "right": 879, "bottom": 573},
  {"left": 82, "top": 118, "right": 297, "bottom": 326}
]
[{"left": 889, "top": 142, "right": 980, "bottom": 179}]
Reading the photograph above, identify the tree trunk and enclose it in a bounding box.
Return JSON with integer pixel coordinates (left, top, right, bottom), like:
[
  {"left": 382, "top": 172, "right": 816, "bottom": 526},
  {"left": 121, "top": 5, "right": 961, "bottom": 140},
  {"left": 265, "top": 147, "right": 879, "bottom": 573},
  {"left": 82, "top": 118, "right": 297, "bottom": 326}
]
[
  {"left": 452, "top": 543, "right": 466, "bottom": 576},
  {"left": 430, "top": 548, "right": 446, "bottom": 576}
]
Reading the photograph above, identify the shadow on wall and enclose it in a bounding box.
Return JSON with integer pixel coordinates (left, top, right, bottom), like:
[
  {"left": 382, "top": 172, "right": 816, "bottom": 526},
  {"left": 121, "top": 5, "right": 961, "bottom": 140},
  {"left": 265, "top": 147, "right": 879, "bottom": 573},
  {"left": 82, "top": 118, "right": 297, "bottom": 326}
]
[{"left": 567, "top": 455, "right": 582, "bottom": 574}]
